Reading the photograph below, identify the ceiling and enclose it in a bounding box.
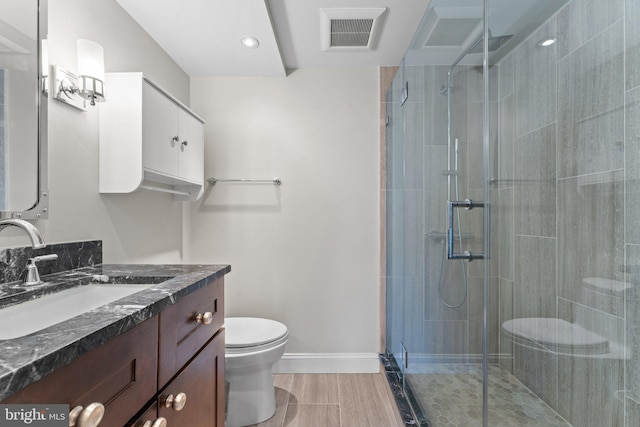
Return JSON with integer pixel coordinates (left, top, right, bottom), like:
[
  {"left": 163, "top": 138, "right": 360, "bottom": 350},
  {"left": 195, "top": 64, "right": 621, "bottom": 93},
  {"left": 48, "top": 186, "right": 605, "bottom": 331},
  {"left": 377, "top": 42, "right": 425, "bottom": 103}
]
[{"left": 114, "top": 0, "right": 430, "bottom": 77}]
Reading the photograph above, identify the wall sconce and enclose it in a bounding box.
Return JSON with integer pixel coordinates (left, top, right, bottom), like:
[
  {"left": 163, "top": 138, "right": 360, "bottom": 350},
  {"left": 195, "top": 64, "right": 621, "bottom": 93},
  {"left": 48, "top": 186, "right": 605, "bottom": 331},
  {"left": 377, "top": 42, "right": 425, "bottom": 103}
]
[{"left": 53, "top": 39, "right": 106, "bottom": 110}]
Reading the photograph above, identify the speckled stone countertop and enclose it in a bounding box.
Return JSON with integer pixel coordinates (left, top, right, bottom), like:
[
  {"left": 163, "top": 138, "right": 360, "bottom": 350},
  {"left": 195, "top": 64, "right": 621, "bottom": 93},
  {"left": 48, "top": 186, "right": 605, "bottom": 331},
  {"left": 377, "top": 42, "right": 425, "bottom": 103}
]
[{"left": 0, "top": 263, "right": 231, "bottom": 401}]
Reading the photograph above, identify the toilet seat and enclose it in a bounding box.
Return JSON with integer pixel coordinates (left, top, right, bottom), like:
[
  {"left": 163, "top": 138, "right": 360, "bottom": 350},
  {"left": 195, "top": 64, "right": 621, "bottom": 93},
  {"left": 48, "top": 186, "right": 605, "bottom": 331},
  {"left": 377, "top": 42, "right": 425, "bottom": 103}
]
[{"left": 225, "top": 317, "right": 288, "bottom": 354}]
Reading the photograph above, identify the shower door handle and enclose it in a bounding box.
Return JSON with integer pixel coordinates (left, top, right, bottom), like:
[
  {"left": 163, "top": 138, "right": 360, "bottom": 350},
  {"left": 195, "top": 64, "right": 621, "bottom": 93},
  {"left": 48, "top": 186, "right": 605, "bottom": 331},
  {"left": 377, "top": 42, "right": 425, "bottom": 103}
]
[{"left": 447, "top": 199, "right": 485, "bottom": 261}]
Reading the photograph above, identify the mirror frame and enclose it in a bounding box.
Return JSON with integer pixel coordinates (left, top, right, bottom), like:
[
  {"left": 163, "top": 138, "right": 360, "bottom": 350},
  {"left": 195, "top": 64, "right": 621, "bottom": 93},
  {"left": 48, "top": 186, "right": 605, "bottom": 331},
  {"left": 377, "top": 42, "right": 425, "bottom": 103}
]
[{"left": 0, "top": 0, "right": 48, "bottom": 219}]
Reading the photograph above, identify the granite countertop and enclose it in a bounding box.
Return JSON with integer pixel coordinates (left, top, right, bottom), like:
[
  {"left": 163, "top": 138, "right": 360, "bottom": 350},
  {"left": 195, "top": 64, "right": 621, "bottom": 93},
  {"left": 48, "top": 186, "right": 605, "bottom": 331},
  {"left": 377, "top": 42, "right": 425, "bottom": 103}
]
[{"left": 0, "top": 263, "right": 231, "bottom": 400}]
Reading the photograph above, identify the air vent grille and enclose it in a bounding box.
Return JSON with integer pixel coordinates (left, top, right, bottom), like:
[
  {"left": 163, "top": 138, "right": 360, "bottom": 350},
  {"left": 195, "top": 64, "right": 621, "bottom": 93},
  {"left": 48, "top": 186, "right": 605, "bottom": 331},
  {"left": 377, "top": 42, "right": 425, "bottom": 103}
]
[
  {"left": 330, "top": 19, "right": 374, "bottom": 47},
  {"left": 321, "top": 8, "right": 387, "bottom": 50}
]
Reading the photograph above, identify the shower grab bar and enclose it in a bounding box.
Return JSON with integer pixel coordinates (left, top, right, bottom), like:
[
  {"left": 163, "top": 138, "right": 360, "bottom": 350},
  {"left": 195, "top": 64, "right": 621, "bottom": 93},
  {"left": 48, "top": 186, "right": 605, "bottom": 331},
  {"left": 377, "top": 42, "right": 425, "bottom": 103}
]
[
  {"left": 207, "top": 177, "right": 282, "bottom": 186},
  {"left": 447, "top": 199, "right": 485, "bottom": 261}
]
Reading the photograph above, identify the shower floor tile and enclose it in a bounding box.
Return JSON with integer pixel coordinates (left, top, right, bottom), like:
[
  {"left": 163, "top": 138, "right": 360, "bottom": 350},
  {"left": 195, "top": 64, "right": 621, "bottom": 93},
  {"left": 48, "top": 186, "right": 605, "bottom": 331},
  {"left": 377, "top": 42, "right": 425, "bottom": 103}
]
[{"left": 407, "top": 364, "right": 571, "bottom": 426}]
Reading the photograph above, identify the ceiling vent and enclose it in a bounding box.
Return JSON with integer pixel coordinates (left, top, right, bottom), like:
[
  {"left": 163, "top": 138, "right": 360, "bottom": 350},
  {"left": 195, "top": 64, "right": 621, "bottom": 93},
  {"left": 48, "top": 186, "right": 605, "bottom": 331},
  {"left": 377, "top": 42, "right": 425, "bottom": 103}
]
[
  {"left": 411, "top": 7, "right": 483, "bottom": 50},
  {"left": 320, "top": 8, "right": 387, "bottom": 51}
]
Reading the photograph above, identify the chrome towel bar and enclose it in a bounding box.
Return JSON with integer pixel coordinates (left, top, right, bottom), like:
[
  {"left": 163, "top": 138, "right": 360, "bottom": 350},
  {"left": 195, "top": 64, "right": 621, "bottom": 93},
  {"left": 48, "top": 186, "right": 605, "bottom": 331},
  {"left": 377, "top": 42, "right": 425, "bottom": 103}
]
[{"left": 207, "top": 177, "right": 281, "bottom": 186}]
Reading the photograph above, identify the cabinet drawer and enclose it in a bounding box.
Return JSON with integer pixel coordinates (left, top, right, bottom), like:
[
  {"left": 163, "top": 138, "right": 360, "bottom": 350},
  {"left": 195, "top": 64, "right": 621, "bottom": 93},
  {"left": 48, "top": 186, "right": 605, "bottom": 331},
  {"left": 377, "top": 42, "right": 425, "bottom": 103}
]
[
  {"left": 158, "top": 277, "right": 224, "bottom": 386},
  {"left": 158, "top": 330, "right": 225, "bottom": 427},
  {"left": 3, "top": 316, "right": 158, "bottom": 427}
]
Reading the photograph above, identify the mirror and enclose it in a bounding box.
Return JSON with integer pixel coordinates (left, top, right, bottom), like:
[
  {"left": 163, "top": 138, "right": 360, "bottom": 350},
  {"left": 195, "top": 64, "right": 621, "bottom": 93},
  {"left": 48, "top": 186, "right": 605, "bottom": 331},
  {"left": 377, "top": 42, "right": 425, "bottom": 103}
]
[{"left": 0, "top": 0, "right": 47, "bottom": 219}]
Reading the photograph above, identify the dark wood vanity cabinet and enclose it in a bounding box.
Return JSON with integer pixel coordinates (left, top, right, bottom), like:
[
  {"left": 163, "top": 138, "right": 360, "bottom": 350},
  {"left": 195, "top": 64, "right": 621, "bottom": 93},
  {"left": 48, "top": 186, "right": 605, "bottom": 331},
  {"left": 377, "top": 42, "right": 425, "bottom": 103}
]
[
  {"left": 2, "top": 316, "right": 159, "bottom": 427},
  {"left": 2, "top": 277, "right": 225, "bottom": 427}
]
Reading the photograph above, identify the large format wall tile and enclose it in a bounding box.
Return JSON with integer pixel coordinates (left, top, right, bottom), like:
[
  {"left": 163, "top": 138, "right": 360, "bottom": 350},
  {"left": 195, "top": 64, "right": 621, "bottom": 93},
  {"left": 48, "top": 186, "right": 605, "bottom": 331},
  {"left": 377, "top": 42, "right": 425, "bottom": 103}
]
[
  {"left": 557, "top": 352, "right": 623, "bottom": 426},
  {"left": 625, "top": 87, "right": 640, "bottom": 244},
  {"left": 514, "top": 19, "right": 557, "bottom": 138},
  {"left": 498, "top": 188, "right": 514, "bottom": 281},
  {"left": 385, "top": 189, "right": 404, "bottom": 278},
  {"left": 556, "top": 0, "right": 623, "bottom": 60},
  {"left": 402, "top": 190, "right": 425, "bottom": 280},
  {"left": 498, "top": 278, "right": 514, "bottom": 373},
  {"left": 513, "top": 341, "right": 558, "bottom": 413},
  {"left": 625, "top": 244, "right": 640, "bottom": 413},
  {"left": 627, "top": 0, "right": 640, "bottom": 90},
  {"left": 557, "top": 171, "right": 624, "bottom": 317},
  {"left": 513, "top": 123, "right": 556, "bottom": 237},
  {"left": 513, "top": 235, "right": 557, "bottom": 319},
  {"left": 498, "top": 94, "right": 514, "bottom": 184},
  {"left": 499, "top": 54, "right": 514, "bottom": 100},
  {"left": 423, "top": 320, "right": 467, "bottom": 356},
  {"left": 557, "top": 21, "right": 624, "bottom": 178},
  {"left": 402, "top": 102, "right": 424, "bottom": 190},
  {"left": 468, "top": 276, "right": 499, "bottom": 356}
]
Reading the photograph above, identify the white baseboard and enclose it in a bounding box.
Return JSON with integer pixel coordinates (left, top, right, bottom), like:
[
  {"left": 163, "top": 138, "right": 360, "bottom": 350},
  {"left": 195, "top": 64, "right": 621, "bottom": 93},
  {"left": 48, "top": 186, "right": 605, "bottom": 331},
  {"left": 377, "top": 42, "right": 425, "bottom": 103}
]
[{"left": 272, "top": 353, "right": 380, "bottom": 374}]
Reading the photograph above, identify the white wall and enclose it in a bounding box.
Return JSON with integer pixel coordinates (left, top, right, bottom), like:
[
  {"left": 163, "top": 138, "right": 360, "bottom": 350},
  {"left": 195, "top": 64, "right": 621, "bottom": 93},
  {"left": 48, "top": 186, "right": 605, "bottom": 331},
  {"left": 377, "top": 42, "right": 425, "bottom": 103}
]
[
  {"left": 0, "top": 0, "right": 193, "bottom": 262},
  {"left": 189, "top": 69, "right": 381, "bottom": 371}
]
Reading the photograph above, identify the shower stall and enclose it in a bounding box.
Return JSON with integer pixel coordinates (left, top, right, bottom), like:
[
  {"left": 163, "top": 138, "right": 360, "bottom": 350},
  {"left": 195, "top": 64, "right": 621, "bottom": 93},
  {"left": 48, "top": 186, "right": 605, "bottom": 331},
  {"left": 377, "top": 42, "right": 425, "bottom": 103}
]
[{"left": 384, "top": 0, "right": 640, "bottom": 425}]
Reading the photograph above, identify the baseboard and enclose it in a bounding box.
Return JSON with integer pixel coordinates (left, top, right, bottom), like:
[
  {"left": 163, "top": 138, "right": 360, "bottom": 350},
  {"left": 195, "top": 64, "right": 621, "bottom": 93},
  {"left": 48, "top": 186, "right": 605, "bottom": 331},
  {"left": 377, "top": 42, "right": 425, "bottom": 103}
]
[{"left": 272, "top": 353, "right": 381, "bottom": 374}]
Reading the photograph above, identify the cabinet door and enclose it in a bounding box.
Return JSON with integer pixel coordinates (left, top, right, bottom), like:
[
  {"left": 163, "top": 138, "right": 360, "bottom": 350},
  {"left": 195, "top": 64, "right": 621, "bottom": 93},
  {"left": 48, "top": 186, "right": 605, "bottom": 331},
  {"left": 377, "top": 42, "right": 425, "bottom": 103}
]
[
  {"left": 143, "top": 81, "right": 179, "bottom": 177},
  {"left": 177, "top": 109, "right": 204, "bottom": 184},
  {"left": 3, "top": 317, "right": 159, "bottom": 427},
  {"left": 158, "top": 330, "right": 225, "bottom": 427}
]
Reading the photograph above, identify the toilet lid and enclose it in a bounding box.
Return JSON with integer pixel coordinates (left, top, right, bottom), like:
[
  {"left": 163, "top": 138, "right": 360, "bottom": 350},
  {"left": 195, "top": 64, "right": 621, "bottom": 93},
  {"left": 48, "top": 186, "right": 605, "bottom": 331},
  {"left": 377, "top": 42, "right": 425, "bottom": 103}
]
[{"left": 225, "top": 317, "right": 288, "bottom": 348}]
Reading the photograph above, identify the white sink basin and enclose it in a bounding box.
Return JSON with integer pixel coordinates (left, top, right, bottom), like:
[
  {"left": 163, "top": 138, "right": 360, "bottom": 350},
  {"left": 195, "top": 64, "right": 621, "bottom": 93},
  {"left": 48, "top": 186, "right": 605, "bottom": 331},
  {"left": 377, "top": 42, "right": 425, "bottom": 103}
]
[{"left": 0, "top": 284, "right": 153, "bottom": 340}]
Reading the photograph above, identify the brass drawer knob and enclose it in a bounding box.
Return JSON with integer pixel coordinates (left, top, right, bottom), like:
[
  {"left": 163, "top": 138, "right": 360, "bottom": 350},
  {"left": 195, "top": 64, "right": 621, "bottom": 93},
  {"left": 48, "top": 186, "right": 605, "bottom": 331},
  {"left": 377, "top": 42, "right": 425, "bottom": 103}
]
[
  {"left": 142, "top": 417, "right": 167, "bottom": 427},
  {"left": 194, "top": 311, "right": 213, "bottom": 325},
  {"left": 164, "top": 392, "right": 187, "bottom": 411},
  {"left": 69, "top": 402, "right": 105, "bottom": 427}
]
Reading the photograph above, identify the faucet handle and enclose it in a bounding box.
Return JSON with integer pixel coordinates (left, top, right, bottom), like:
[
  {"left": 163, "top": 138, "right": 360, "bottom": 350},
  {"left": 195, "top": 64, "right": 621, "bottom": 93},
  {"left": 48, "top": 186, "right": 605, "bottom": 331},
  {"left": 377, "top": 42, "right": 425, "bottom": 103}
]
[
  {"left": 24, "top": 254, "right": 58, "bottom": 286},
  {"left": 30, "top": 254, "right": 58, "bottom": 264}
]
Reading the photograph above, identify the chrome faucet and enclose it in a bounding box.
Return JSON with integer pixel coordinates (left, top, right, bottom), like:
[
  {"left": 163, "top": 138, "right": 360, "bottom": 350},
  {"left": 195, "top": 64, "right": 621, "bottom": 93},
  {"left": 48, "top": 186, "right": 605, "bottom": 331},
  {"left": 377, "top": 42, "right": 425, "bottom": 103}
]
[
  {"left": 0, "top": 219, "right": 46, "bottom": 249},
  {"left": 25, "top": 254, "right": 58, "bottom": 286}
]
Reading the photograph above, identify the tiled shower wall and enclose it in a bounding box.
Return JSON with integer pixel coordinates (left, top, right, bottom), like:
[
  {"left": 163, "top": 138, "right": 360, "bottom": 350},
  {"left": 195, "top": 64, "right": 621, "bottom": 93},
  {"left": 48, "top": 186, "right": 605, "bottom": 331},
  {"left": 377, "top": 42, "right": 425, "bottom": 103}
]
[
  {"left": 386, "top": 0, "right": 640, "bottom": 425},
  {"left": 496, "top": 0, "right": 640, "bottom": 425}
]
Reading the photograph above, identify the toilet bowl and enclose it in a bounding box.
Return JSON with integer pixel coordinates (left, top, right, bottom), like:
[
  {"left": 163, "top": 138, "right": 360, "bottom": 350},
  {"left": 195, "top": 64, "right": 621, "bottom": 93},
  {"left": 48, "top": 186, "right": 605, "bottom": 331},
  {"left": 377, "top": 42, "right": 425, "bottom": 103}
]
[{"left": 225, "top": 317, "right": 288, "bottom": 427}]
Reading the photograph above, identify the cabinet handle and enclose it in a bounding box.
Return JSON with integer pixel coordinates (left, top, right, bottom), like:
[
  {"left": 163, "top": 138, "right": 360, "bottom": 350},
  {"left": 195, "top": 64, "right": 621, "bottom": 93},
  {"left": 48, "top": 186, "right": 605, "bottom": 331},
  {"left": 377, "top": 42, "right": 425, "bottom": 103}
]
[
  {"left": 164, "top": 392, "right": 187, "bottom": 411},
  {"left": 171, "top": 136, "right": 179, "bottom": 143},
  {"left": 194, "top": 311, "right": 213, "bottom": 325},
  {"left": 69, "top": 402, "right": 105, "bottom": 427},
  {"left": 142, "top": 417, "right": 167, "bottom": 427},
  {"left": 181, "top": 140, "right": 188, "bottom": 147}
]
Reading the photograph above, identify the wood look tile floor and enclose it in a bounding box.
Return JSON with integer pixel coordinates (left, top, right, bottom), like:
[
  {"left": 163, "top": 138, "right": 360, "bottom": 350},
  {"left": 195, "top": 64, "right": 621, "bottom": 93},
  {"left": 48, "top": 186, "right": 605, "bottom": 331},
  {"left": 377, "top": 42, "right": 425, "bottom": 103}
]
[{"left": 246, "top": 373, "right": 405, "bottom": 427}]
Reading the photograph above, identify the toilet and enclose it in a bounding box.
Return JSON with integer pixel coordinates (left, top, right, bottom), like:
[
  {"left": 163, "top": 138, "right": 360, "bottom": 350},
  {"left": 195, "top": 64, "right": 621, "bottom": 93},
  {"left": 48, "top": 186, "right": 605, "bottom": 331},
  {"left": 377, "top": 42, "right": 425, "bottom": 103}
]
[{"left": 224, "top": 317, "right": 288, "bottom": 427}]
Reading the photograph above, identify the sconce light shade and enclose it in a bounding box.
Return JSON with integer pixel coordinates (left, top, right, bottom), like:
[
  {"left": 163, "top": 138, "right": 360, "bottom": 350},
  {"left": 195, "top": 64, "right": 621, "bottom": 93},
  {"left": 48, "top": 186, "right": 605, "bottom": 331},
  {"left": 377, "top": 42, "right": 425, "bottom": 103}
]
[
  {"left": 76, "top": 39, "right": 105, "bottom": 105},
  {"left": 41, "top": 39, "right": 49, "bottom": 77},
  {"left": 41, "top": 39, "right": 49, "bottom": 94}
]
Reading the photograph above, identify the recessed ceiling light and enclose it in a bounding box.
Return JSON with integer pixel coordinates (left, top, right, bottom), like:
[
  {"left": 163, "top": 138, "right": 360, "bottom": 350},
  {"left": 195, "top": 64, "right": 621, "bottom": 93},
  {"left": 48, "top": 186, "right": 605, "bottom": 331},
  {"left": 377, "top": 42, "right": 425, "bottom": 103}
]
[
  {"left": 241, "top": 37, "right": 260, "bottom": 49},
  {"left": 538, "top": 38, "right": 557, "bottom": 47}
]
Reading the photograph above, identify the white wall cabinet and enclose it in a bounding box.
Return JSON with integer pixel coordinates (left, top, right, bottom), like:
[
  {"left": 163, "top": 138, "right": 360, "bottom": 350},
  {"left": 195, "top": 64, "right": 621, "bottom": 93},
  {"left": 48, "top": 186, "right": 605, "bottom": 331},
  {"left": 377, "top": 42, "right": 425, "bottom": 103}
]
[{"left": 100, "top": 73, "right": 205, "bottom": 201}]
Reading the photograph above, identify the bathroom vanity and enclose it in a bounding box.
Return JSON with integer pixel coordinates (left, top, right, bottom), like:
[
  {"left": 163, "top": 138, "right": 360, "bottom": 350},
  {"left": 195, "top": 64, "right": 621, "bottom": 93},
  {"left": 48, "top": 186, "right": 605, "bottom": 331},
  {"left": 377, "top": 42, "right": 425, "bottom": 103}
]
[{"left": 0, "top": 260, "right": 230, "bottom": 427}]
